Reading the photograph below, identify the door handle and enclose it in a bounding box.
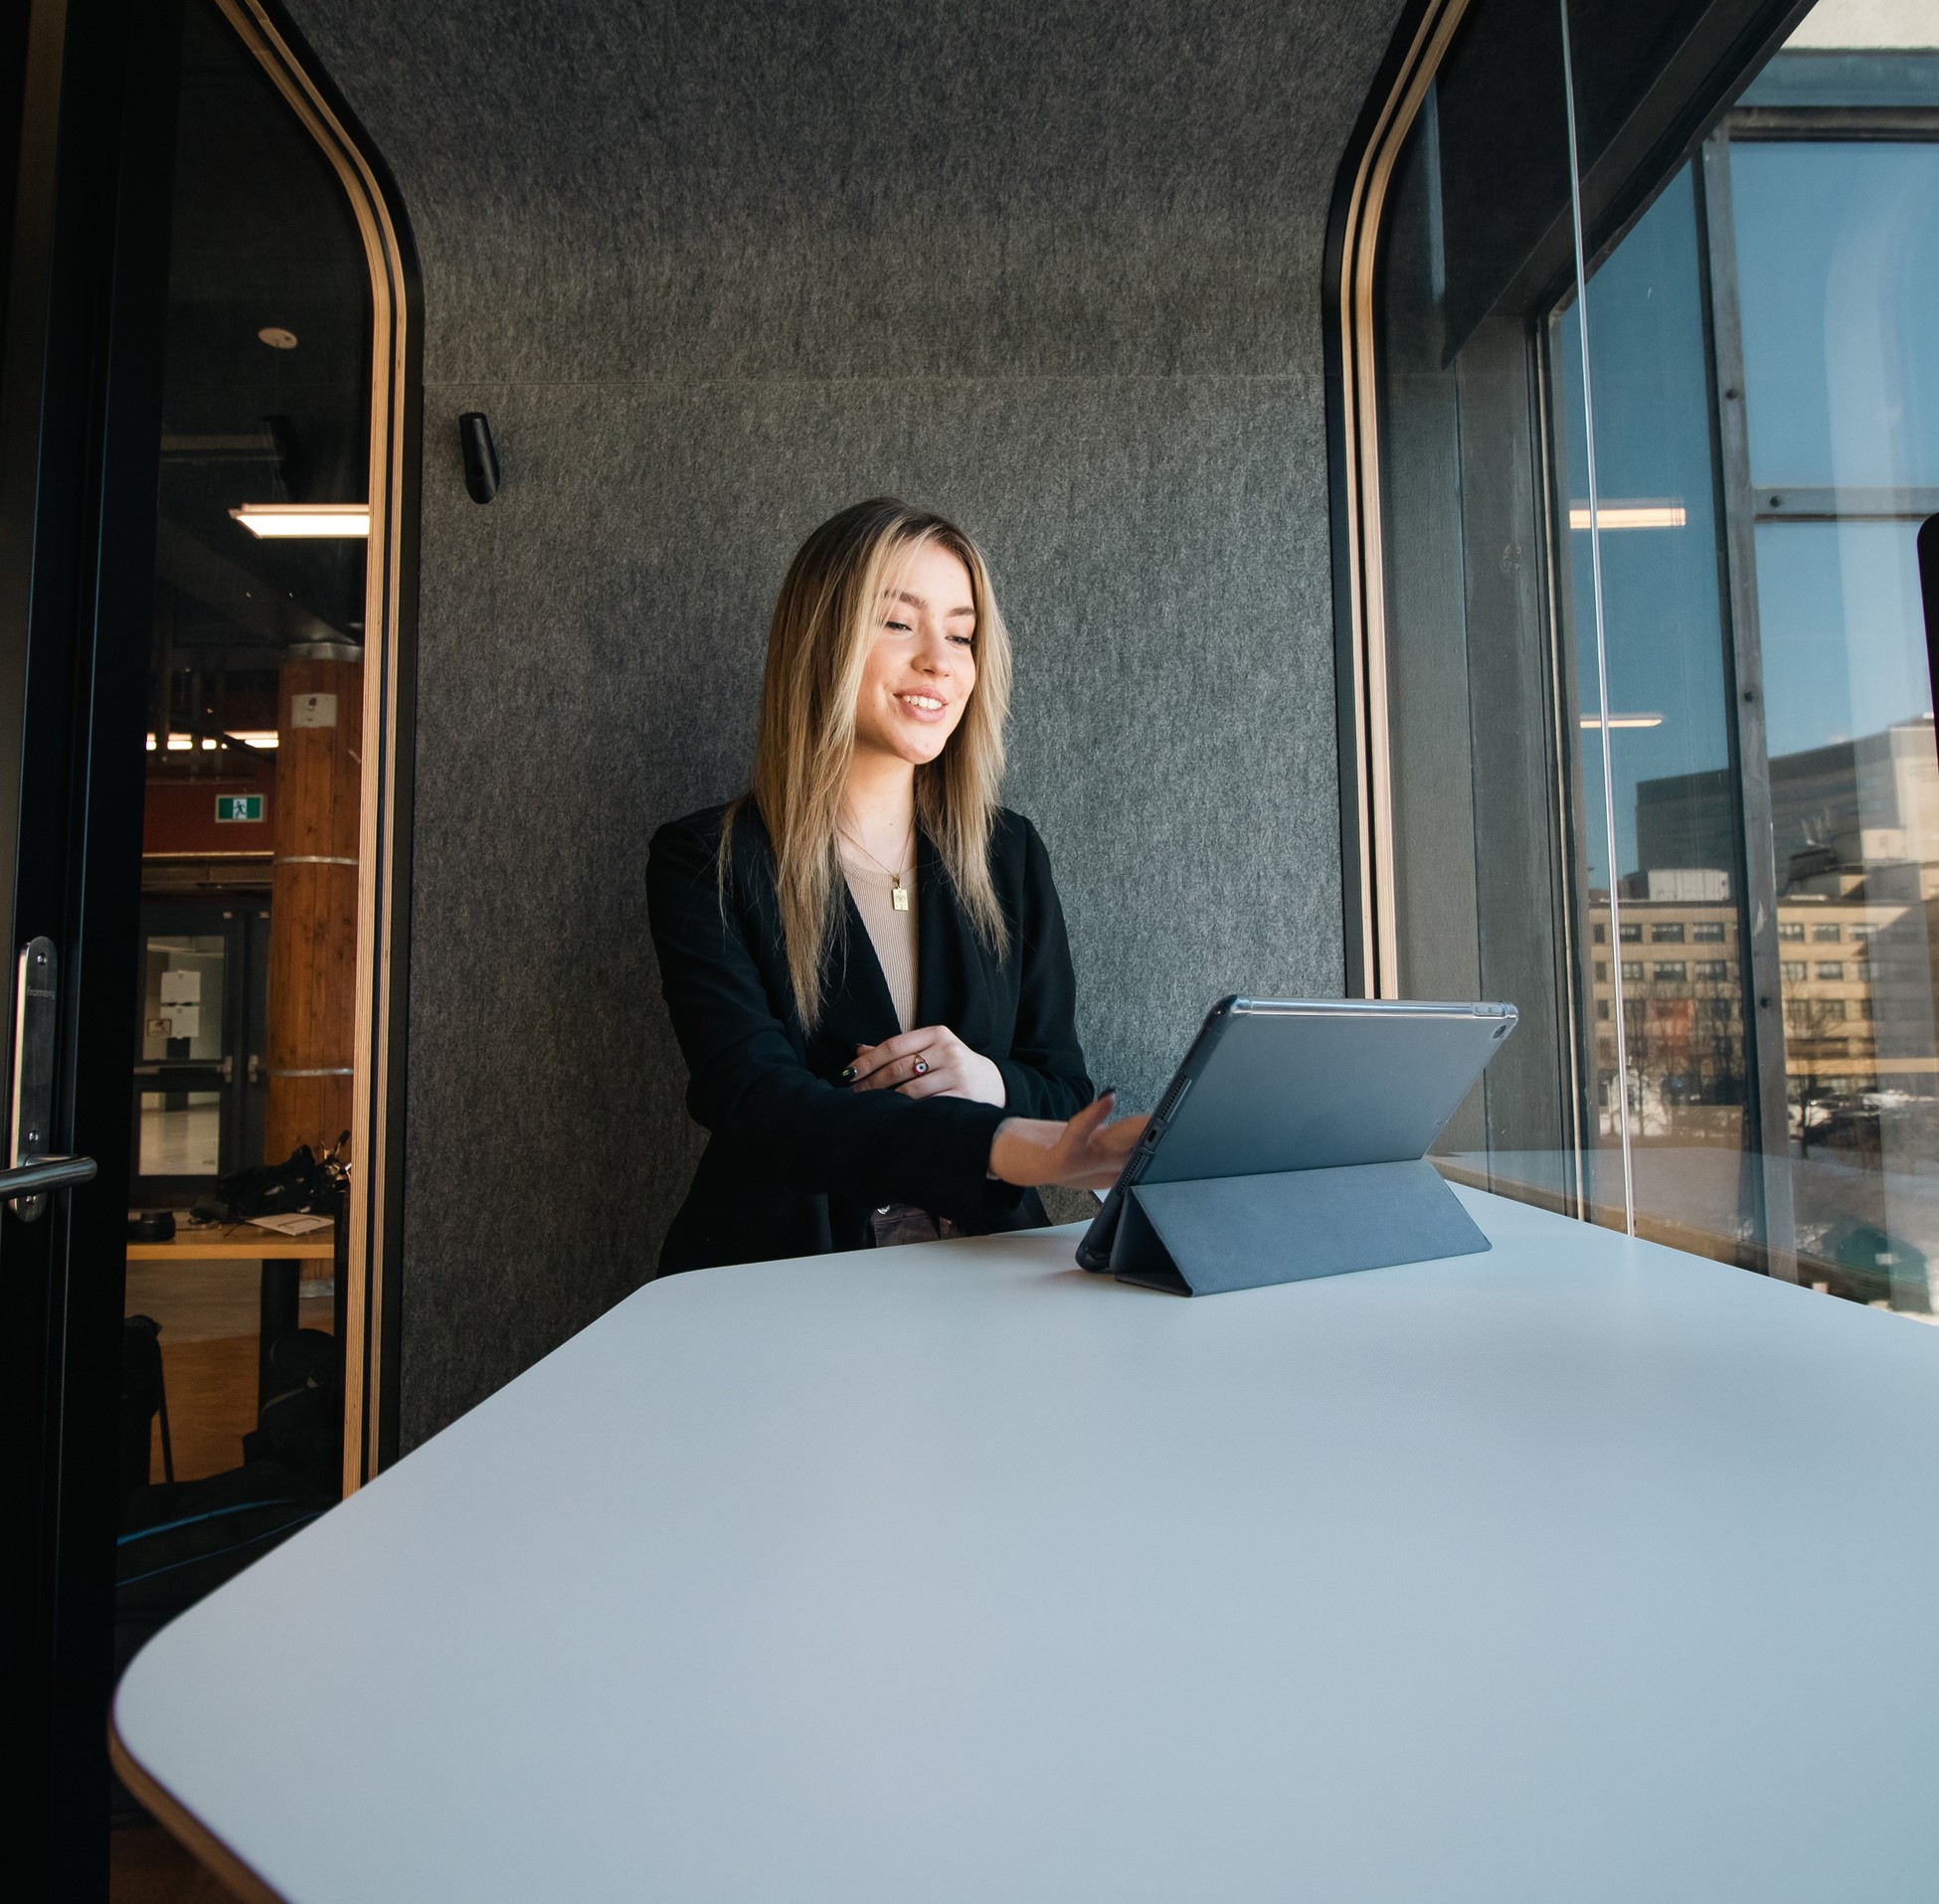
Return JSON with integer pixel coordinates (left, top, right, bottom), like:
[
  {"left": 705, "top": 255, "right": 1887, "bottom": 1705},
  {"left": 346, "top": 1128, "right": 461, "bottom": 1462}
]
[
  {"left": 9, "top": 938, "right": 95, "bottom": 1221},
  {"left": 0, "top": 1155, "right": 96, "bottom": 1196}
]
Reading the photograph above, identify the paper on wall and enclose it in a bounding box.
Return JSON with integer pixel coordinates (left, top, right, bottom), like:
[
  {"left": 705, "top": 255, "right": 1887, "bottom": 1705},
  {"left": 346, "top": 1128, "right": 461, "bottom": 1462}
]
[{"left": 159, "top": 969, "right": 201, "bottom": 1005}]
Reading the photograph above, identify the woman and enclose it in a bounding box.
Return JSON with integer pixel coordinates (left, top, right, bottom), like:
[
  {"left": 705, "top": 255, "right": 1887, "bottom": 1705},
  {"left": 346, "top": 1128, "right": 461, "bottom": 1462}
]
[{"left": 647, "top": 497, "right": 1144, "bottom": 1274}]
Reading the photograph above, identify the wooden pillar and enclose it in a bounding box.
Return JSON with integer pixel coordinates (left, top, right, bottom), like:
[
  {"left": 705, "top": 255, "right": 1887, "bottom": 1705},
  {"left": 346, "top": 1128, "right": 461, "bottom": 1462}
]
[{"left": 264, "top": 644, "right": 362, "bottom": 1164}]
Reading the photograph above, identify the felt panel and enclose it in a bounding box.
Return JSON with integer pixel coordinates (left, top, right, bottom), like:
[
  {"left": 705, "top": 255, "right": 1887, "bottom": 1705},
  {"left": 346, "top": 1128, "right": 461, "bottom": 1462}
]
[{"left": 280, "top": 0, "right": 1402, "bottom": 1444}]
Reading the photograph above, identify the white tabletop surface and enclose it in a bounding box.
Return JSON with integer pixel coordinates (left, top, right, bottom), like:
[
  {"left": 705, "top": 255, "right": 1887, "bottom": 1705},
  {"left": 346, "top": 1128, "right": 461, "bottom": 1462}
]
[{"left": 114, "top": 1187, "right": 1939, "bottom": 1902}]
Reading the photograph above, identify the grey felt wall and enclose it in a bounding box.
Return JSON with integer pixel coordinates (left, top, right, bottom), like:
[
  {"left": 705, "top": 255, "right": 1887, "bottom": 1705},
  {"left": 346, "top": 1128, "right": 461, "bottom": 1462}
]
[{"left": 283, "top": 0, "right": 1402, "bottom": 1447}]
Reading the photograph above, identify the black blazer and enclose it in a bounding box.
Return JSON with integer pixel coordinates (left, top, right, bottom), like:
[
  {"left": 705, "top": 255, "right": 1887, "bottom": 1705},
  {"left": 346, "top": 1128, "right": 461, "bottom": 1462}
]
[{"left": 647, "top": 801, "right": 1093, "bottom": 1274}]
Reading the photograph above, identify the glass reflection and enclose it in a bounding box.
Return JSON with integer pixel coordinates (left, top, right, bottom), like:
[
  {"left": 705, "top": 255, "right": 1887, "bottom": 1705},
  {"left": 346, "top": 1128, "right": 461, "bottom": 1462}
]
[
  {"left": 1560, "top": 163, "right": 1759, "bottom": 1256},
  {"left": 1731, "top": 142, "right": 1939, "bottom": 490},
  {"left": 1373, "top": 0, "right": 1587, "bottom": 1216},
  {"left": 1731, "top": 126, "right": 1939, "bottom": 1316},
  {"left": 1374, "top": 0, "right": 1939, "bottom": 1317}
]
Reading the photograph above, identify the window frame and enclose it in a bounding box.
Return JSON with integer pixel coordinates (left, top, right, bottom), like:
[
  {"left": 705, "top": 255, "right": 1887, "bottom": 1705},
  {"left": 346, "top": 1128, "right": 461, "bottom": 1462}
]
[
  {"left": 1327, "top": 0, "right": 1838, "bottom": 1258},
  {"left": 209, "top": 0, "right": 421, "bottom": 1489}
]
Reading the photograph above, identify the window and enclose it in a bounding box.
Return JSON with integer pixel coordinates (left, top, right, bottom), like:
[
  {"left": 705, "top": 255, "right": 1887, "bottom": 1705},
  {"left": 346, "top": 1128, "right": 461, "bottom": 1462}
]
[{"left": 1352, "top": 0, "right": 1939, "bottom": 1313}]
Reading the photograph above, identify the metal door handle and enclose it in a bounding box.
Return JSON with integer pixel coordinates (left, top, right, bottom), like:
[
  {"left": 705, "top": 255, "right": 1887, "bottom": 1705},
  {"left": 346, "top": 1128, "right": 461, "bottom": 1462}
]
[
  {"left": 10, "top": 937, "right": 77, "bottom": 1220},
  {"left": 0, "top": 1155, "right": 96, "bottom": 1196}
]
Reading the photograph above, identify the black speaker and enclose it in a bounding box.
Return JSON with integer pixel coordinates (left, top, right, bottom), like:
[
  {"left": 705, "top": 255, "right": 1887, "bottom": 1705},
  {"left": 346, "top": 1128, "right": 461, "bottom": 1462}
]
[{"left": 458, "top": 411, "right": 499, "bottom": 503}]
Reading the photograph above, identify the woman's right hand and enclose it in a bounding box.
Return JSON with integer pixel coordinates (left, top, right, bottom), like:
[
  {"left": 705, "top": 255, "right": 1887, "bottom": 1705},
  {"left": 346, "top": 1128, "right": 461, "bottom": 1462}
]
[{"left": 988, "top": 1093, "right": 1149, "bottom": 1190}]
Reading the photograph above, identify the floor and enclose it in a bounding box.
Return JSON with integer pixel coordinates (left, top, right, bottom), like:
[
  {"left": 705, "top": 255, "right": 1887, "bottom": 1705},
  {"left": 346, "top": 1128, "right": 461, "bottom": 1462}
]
[
  {"left": 135, "top": 1100, "right": 222, "bottom": 1177},
  {"left": 125, "top": 1260, "right": 333, "bottom": 1480},
  {"left": 112, "top": 1256, "right": 334, "bottom": 1900}
]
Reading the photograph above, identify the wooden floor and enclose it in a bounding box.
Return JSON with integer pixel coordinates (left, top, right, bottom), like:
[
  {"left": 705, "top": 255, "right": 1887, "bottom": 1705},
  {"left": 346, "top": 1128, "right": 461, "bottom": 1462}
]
[
  {"left": 112, "top": 1258, "right": 333, "bottom": 1901},
  {"left": 125, "top": 1261, "right": 333, "bottom": 1481}
]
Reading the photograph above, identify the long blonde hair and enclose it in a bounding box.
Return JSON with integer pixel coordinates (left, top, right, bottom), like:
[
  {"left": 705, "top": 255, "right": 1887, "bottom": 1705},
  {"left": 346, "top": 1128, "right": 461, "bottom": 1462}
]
[{"left": 723, "top": 498, "right": 1013, "bottom": 1032}]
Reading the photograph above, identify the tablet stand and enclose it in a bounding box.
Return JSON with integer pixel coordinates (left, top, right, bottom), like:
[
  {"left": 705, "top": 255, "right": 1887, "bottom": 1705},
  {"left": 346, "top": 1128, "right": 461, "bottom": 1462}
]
[{"left": 1108, "top": 1157, "right": 1490, "bottom": 1296}]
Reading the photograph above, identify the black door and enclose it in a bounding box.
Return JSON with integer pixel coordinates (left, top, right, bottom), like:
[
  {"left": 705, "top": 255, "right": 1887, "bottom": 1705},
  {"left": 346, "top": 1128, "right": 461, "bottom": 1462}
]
[
  {"left": 0, "top": 0, "right": 186, "bottom": 1894},
  {"left": 129, "top": 900, "right": 271, "bottom": 1208}
]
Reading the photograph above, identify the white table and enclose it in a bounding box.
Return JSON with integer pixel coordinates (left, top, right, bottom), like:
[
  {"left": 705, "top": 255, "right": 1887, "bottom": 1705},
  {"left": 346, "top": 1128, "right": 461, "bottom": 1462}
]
[{"left": 113, "top": 1187, "right": 1939, "bottom": 1902}]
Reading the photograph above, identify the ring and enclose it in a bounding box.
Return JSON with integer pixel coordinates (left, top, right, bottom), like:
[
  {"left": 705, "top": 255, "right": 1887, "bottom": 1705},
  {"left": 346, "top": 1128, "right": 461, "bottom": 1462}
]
[{"left": 913, "top": 1057, "right": 929, "bottom": 1075}]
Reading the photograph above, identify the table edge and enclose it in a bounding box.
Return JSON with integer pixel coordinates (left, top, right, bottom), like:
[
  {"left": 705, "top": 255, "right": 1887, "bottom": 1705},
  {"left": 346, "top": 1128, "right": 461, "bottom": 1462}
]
[{"left": 111, "top": 1717, "right": 287, "bottom": 1904}]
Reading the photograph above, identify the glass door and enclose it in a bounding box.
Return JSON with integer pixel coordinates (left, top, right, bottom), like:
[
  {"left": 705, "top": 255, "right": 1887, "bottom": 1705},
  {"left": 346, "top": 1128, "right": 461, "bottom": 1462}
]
[
  {"left": 130, "top": 902, "right": 271, "bottom": 1206},
  {"left": 0, "top": 0, "right": 412, "bottom": 1891}
]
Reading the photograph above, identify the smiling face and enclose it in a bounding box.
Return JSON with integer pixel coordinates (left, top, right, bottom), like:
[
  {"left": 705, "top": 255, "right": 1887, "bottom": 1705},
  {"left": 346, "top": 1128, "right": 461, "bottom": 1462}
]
[{"left": 850, "top": 538, "right": 978, "bottom": 768}]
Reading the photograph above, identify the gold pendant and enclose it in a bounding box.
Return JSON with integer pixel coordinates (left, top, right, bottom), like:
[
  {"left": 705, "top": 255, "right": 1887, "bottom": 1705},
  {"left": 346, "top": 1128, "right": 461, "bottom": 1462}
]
[{"left": 891, "top": 879, "right": 910, "bottom": 913}]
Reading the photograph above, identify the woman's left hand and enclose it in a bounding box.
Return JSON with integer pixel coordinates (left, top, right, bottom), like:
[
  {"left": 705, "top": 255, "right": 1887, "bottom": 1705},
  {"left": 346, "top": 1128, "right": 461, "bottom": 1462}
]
[{"left": 844, "top": 1027, "right": 1006, "bottom": 1106}]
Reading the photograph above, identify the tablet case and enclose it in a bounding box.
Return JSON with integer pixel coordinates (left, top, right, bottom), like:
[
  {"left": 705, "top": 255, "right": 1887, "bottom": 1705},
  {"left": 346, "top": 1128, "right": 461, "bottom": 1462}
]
[{"left": 1107, "top": 1157, "right": 1490, "bottom": 1296}]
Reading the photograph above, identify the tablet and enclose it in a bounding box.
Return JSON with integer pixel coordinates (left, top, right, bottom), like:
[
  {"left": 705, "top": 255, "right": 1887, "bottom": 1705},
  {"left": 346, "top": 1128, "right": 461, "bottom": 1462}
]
[{"left": 1075, "top": 996, "right": 1518, "bottom": 1271}]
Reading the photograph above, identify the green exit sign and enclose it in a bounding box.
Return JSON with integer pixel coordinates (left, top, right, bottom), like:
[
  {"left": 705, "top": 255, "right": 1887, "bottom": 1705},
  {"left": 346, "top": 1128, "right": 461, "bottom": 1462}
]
[{"left": 216, "top": 794, "right": 264, "bottom": 823}]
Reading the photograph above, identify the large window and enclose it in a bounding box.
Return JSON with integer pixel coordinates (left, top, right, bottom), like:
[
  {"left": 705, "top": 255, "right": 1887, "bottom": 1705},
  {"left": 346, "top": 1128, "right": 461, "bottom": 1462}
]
[{"left": 1341, "top": 0, "right": 1939, "bottom": 1316}]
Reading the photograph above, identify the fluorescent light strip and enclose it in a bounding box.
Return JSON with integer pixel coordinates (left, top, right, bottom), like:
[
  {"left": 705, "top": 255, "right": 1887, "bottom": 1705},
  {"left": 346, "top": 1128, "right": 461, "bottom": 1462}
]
[
  {"left": 1569, "top": 502, "right": 1687, "bottom": 531},
  {"left": 146, "top": 732, "right": 280, "bottom": 752},
  {"left": 1579, "top": 714, "right": 1665, "bottom": 730},
  {"left": 229, "top": 503, "right": 370, "bottom": 539}
]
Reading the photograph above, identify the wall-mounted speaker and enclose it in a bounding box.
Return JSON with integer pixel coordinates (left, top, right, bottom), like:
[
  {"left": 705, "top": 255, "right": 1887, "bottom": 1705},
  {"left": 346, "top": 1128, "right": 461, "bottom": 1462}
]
[{"left": 458, "top": 411, "right": 499, "bottom": 503}]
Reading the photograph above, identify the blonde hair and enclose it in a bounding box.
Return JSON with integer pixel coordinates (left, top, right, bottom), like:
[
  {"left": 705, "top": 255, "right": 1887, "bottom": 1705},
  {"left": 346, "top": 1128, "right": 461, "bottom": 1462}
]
[{"left": 723, "top": 498, "right": 1013, "bottom": 1032}]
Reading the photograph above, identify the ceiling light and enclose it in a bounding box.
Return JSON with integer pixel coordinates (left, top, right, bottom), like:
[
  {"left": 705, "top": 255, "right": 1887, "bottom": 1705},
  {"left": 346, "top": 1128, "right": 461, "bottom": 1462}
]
[
  {"left": 1579, "top": 714, "right": 1666, "bottom": 730},
  {"left": 230, "top": 503, "right": 369, "bottom": 539},
  {"left": 258, "top": 327, "right": 299, "bottom": 349},
  {"left": 1569, "top": 502, "right": 1687, "bottom": 531},
  {"left": 145, "top": 731, "right": 281, "bottom": 752}
]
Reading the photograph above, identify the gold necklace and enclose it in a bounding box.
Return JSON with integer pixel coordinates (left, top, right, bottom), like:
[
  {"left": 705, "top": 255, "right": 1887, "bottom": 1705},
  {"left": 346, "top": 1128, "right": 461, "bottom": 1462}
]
[{"left": 839, "top": 822, "right": 915, "bottom": 913}]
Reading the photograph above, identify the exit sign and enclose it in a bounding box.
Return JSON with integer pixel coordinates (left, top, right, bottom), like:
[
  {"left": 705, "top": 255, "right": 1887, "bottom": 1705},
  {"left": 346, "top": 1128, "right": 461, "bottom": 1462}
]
[{"left": 216, "top": 794, "right": 264, "bottom": 823}]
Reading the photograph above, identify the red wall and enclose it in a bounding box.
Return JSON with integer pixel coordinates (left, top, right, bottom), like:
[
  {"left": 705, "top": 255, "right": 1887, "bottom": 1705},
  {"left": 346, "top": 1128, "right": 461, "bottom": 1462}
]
[{"left": 143, "top": 762, "right": 275, "bottom": 856}]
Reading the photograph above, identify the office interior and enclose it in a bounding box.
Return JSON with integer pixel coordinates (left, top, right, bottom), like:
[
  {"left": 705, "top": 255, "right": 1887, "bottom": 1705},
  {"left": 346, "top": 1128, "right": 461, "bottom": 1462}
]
[{"left": 2, "top": 0, "right": 1935, "bottom": 1894}]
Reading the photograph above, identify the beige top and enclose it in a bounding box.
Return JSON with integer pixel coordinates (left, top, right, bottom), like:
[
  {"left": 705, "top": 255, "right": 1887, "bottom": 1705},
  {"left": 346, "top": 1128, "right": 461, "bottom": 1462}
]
[{"left": 841, "top": 856, "right": 919, "bottom": 1035}]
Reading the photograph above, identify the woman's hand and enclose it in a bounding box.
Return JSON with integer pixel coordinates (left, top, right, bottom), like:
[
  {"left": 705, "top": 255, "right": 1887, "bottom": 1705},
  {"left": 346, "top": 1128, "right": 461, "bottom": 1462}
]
[
  {"left": 987, "top": 1093, "right": 1149, "bottom": 1190},
  {"left": 844, "top": 1026, "right": 1007, "bottom": 1107}
]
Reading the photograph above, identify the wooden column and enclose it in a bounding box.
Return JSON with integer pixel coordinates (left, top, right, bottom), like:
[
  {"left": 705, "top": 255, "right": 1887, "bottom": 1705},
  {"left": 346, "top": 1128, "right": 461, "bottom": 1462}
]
[{"left": 265, "top": 644, "right": 362, "bottom": 1164}]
